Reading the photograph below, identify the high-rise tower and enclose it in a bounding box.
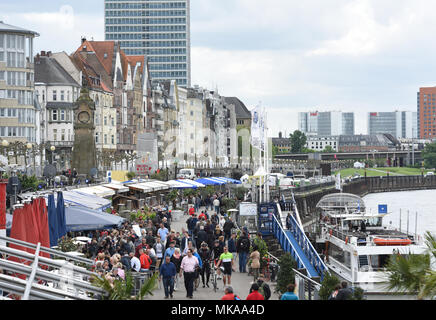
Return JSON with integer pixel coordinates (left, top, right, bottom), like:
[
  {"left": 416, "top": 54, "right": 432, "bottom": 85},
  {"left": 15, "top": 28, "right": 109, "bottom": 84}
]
[{"left": 104, "top": 0, "right": 190, "bottom": 87}]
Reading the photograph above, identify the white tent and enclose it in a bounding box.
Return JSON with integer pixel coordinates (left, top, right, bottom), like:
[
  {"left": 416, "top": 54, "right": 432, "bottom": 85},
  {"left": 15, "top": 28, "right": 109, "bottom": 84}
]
[
  {"left": 74, "top": 186, "right": 115, "bottom": 198},
  {"left": 353, "top": 161, "right": 365, "bottom": 169}
]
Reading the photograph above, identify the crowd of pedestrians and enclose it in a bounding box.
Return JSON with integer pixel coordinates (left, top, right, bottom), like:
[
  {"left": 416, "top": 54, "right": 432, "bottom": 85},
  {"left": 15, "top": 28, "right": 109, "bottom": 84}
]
[{"left": 71, "top": 191, "right": 301, "bottom": 300}]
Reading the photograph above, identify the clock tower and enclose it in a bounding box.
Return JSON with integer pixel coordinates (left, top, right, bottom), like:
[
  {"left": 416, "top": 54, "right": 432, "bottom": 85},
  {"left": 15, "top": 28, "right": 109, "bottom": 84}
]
[{"left": 72, "top": 88, "right": 97, "bottom": 176}]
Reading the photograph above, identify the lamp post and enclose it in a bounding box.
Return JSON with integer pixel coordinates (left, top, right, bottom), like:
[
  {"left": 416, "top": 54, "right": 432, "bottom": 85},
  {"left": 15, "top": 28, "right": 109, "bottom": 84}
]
[
  {"left": 174, "top": 158, "right": 178, "bottom": 180},
  {"left": 50, "top": 146, "right": 56, "bottom": 172}
]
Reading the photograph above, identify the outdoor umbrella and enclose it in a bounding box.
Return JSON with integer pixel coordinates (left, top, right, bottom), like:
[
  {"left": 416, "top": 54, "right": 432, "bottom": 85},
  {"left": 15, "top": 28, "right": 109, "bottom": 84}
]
[
  {"left": 56, "top": 191, "right": 67, "bottom": 240},
  {"left": 47, "top": 193, "right": 59, "bottom": 247}
]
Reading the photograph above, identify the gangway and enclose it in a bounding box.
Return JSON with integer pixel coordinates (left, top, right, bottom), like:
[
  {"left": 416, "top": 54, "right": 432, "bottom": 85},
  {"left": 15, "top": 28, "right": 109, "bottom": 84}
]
[{"left": 265, "top": 201, "right": 328, "bottom": 280}]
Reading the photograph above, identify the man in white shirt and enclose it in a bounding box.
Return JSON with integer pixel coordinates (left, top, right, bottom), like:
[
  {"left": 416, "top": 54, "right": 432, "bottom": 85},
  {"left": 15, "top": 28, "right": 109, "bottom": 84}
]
[
  {"left": 130, "top": 251, "right": 141, "bottom": 272},
  {"left": 213, "top": 198, "right": 220, "bottom": 215}
]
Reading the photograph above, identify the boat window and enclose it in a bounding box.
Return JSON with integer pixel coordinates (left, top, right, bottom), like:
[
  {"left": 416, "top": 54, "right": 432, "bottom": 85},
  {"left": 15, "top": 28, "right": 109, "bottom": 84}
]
[
  {"left": 328, "top": 242, "right": 351, "bottom": 269},
  {"left": 367, "top": 217, "right": 382, "bottom": 227}
]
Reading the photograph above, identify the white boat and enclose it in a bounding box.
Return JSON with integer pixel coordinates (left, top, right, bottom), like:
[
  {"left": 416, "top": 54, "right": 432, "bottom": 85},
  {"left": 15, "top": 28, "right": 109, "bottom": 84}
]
[{"left": 315, "top": 193, "right": 427, "bottom": 300}]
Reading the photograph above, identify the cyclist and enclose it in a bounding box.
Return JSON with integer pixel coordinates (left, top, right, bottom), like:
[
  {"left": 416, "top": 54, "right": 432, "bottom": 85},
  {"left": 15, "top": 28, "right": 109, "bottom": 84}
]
[
  {"left": 212, "top": 239, "right": 224, "bottom": 280},
  {"left": 216, "top": 246, "right": 234, "bottom": 287},
  {"left": 198, "top": 241, "right": 212, "bottom": 288}
]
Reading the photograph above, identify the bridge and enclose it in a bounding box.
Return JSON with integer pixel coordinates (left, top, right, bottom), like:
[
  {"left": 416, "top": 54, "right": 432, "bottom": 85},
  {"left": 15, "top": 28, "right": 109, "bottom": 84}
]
[{"left": 275, "top": 150, "right": 422, "bottom": 166}]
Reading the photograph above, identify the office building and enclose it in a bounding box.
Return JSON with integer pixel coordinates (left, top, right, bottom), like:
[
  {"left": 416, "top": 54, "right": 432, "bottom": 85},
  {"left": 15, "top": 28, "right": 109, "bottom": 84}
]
[
  {"left": 298, "top": 111, "right": 354, "bottom": 136},
  {"left": 104, "top": 0, "right": 191, "bottom": 87},
  {"left": 368, "top": 111, "right": 417, "bottom": 139},
  {"left": 417, "top": 87, "right": 436, "bottom": 139},
  {"left": 0, "top": 21, "right": 39, "bottom": 146}
]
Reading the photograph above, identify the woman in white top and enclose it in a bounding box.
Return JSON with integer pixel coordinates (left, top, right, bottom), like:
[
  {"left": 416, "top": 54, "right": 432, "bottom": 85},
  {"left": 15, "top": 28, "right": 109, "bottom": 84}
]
[{"left": 153, "top": 235, "right": 165, "bottom": 268}]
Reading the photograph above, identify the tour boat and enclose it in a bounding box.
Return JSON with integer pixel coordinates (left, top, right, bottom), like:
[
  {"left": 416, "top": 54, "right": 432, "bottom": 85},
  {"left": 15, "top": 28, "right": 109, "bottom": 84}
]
[{"left": 315, "top": 193, "right": 427, "bottom": 300}]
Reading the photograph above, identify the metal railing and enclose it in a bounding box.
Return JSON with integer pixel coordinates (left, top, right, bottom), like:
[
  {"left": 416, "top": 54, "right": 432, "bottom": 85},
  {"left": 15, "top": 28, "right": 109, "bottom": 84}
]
[{"left": 284, "top": 212, "right": 328, "bottom": 280}]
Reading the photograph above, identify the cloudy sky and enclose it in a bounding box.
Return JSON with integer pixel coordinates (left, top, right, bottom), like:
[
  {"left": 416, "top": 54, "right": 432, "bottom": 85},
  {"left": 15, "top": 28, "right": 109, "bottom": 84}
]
[{"left": 1, "top": 0, "right": 435, "bottom": 136}]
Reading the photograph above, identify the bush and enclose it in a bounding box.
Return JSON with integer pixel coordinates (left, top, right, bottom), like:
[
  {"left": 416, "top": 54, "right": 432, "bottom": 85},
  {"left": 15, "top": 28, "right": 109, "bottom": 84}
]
[
  {"left": 126, "top": 171, "right": 136, "bottom": 180},
  {"left": 234, "top": 187, "right": 248, "bottom": 201},
  {"left": 276, "top": 253, "right": 297, "bottom": 294},
  {"left": 318, "top": 272, "right": 340, "bottom": 300},
  {"left": 250, "top": 236, "right": 269, "bottom": 270}
]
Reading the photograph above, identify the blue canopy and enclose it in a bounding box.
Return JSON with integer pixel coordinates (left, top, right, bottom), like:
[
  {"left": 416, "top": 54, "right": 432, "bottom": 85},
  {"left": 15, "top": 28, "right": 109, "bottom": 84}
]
[
  {"left": 195, "top": 178, "right": 225, "bottom": 186},
  {"left": 218, "top": 177, "right": 242, "bottom": 184},
  {"left": 47, "top": 194, "right": 59, "bottom": 247}
]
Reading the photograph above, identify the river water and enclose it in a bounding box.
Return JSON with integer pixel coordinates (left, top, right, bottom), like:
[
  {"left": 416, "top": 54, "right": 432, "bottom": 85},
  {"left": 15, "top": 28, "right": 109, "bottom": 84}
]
[{"left": 363, "top": 190, "right": 436, "bottom": 238}]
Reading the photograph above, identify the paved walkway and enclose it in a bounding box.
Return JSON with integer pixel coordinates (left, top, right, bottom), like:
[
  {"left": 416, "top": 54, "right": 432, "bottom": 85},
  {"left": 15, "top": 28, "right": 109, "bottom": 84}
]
[{"left": 148, "top": 207, "right": 279, "bottom": 300}]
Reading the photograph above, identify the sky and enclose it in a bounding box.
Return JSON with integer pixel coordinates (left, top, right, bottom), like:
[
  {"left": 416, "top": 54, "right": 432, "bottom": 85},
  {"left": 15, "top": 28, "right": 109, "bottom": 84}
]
[{"left": 1, "top": 0, "right": 436, "bottom": 136}]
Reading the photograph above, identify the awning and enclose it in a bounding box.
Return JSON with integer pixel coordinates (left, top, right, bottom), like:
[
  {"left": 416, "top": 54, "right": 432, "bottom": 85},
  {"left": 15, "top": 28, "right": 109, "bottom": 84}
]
[
  {"left": 218, "top": 177, "right": 242, "bottom": 184},
  {"left": 60, "top": 190, "right": 111, "bottom": 211},
  {"left": 74, "top": 186, "right": 115, "bottom": 198},
  {"left": 104, "top": 183, "right": 129, "bottom": 193},
  {"left": 127, "top": 183, "right": 154, "bottom": 193},
  {"left": 6, "top": 206, "right": 125, "bottom": 232},
  {"left": 176, "top": 179, "right": 205, "bottom": 188},
  {"left": 195, "top": 178, "right": 226, "bottom": 186},
  {"left": 166, "top": 180, "right": 196, "bottom": 189}
]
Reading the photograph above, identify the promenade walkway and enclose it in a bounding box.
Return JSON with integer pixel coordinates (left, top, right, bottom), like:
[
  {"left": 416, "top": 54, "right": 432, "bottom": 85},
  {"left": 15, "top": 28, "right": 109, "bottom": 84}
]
[{"left": 148, "top": 207, "right": 280, "bottom": 300}]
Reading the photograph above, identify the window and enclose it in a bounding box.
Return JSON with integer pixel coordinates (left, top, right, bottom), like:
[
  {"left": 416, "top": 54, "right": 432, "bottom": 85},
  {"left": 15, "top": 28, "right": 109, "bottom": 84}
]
[
  {"left": 52, "top": 109, "right": 58, "bottom": 121},
  {"left": 111, "top": 135, "right": 115, "bottom": 144},
  {"left": 104, "top": 134, "right": 107, "bottom": 144},
  {"left": 67, "top": 91, "right": 70, "bottom": 102},
  {"left": 60, "top": 110, "right": 65, "bottom": 121},
  {"left": 104, "top": 116, "right": 107, "bottom": 126},
  {"left": 61, "top": 90, "right": 65, "bottom": 101},
  {"left": 66, "top": 110, "right": 70, "bottom": 122},
  {"left": 61, "top": 129, "right": 65, "bottom": 141},
  {"left": 95, "top": 132, "right": 99, "bottom": 143},
  {"left": 111, "top": 117, "right": 114, "bottom": 126},
  {"left": 0, "top": 52, "right": 3, "bottom": 62},
  {"left": 53, "top": 129, "right": 57, "bottom": 141},
  {"left": 53, "top": 90, "right": 57, "bottom": 101}
]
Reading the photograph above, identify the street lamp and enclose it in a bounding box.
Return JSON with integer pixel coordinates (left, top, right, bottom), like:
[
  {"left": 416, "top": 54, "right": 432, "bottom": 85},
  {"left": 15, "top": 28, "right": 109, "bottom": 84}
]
[
  {"left": 50, "top": 145, "right": 56, "bottom": 166},
  {"left": 1, "top": 140, "right": 9, "bottom": 147},
  {"left": 26, "top": 143, "right": 32, "bottom": 170}
]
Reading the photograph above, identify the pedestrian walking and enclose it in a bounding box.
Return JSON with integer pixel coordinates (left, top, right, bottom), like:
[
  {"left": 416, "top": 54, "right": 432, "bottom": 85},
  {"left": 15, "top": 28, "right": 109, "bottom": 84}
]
[
  {"left": 216, "top": 246, "right": 234, "bottom": 288},
  {"left": 180, "top": 248, "right": 199, "bottom": 299},
  {"left": 159, "top": 255, "right": 177, "bottom": 299},
  {"left": 250, "top": 246, "right": 261, "bottom": 281},
  {"left": 236, "top": 231, "right": 250, "bottom": 273},
  {"left": 246, "top": 283, "right": 264, "bottom": 300},
  {"left": 280, "top": 283, "right": 299, "bottom": 300}
]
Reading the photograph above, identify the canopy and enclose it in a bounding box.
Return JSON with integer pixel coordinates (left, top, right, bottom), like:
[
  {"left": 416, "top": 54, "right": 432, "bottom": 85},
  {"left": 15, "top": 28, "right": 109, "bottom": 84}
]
[
  {"left": 74, "top": 185, "right": 115, "bottom": 198},
  {"left": 103, "top": 183, "right": 129, "bottom": 193},
  {"left": 127, "top": 183, "right": 155, "bottom": 193},
  {"left": 218, "top": 177, "right": 242, "bottom": 184},
  {"left": 176, "top": 179, "right": 205, "bottom": 188},
  {"left": 253, "top": 166, "right": 267, "bottom": 177},
  {"left": 7, "top": 206, "right": 125, "bottom": 233},
  {"left": 61, "top": 190, "right": 112, "bottom": 211},
  {"left": 166, "top": 180, "right": 197, "bottom": 189},
  {"left": 195, "top": 178, "right": 226, "bottom": 186}
]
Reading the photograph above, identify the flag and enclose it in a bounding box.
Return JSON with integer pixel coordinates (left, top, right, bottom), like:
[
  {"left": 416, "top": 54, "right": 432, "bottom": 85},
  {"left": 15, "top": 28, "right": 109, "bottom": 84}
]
[
  {"left": 251, "top": 105, "right": 266, "bottom": 151},
  {"left": 335, "top": 172, "right": 341, "bottom": 191}
]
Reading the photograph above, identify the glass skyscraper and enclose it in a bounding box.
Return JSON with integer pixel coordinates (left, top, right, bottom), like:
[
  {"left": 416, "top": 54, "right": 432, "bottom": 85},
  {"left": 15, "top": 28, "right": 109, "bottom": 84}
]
[
  {"left": 104, "top": 0, "right": 190, "bottom": 87},
  {"left": 298, "top": 111, "right": 354, "bottom": 136}
]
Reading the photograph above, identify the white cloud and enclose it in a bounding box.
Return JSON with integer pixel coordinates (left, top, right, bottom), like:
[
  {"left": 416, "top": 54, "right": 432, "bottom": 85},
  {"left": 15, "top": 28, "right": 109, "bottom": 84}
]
[{"left": 0, "top": 5, "right": 104, "bottom": 54}]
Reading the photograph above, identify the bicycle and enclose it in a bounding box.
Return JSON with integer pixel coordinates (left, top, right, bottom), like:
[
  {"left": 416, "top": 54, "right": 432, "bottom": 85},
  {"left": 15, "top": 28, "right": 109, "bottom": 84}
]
[{"left": 210, "top": 262, "right": 218, "bottom": 292}]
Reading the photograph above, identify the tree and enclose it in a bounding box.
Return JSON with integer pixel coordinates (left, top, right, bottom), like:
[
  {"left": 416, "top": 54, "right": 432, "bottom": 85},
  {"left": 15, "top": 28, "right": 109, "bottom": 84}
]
[
  {"left": 422, "top": 142, "right": 436, "bottom": 168},
  {"left": 289, "top": 130, "right": 307, "bottom": 153},
  {"left": 385, "top": 231, "right": 436, "bottom": 299},
  {"left": 322, "top": 145, "right": 335, "bottom": 153},
  {"left": 275, "top": 252, "right": 297, "bottom": 294},
  {"left": 318, "top": 272, "right": 340, "bottom": 300}
]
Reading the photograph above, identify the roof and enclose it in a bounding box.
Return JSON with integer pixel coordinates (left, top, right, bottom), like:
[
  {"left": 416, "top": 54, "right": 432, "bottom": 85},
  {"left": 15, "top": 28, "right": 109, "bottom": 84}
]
[
  {"left": 71, "top": 51, "right": 113, "bottom": 93},
  {"left": 34, "top": 55, "right": 80, "bottom": 87},
  {"left": 272, "top": 138, "right": 291, "bottom": 146},
  {"left": 0, "top": 21, "right": 39, "bottom": 36},
  {"left": 224, "top": 97, "right": 251, "bottom": 119}
]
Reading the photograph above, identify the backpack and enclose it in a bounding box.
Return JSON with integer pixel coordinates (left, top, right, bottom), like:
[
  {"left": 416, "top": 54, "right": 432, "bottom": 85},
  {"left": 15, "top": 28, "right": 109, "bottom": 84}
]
[
  {"left": 258, "top": 281, "right": 271, "bottom": 300},
  {"left": 240, "top": 238, "right": 250, "bottom": 251}
]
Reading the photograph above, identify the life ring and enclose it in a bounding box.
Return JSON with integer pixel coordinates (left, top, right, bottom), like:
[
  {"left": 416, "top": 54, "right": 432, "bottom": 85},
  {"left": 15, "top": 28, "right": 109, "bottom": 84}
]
[{"left": 345, "top": 236, "right": 349, "bottom": 244}]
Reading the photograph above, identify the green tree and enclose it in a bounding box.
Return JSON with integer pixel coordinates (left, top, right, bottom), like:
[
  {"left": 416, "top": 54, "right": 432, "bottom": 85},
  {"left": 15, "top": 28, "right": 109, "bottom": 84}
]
[
  {"left": 289, "top": 130, "right": 307, "bottom": 153},
  {"left": 422, "top": 142, "right": 436, "bottom": 168},
  {"left": 322, "top": 145, "right": 335, "bottom": 153},
  {"left": 318, "top": 272, "right": 340, "bottom": 300},
  {"left": 275, "top": 252, "right": 297, "bottom": 294},
  {"left": 385, "top": 231, "right": 436, "bottom": 299}
]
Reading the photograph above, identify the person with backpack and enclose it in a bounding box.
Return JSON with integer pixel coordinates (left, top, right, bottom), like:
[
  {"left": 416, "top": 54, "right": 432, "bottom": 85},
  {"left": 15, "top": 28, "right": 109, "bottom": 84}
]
[
  {"left": 256, "top": 274, "right": 271, "bottom": 300},
  {"left": 221, "top": 286, "right": 241, "bottom": 300},
  {"left": 236, "top": 231, "right": 250, "bottom": 273}
]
